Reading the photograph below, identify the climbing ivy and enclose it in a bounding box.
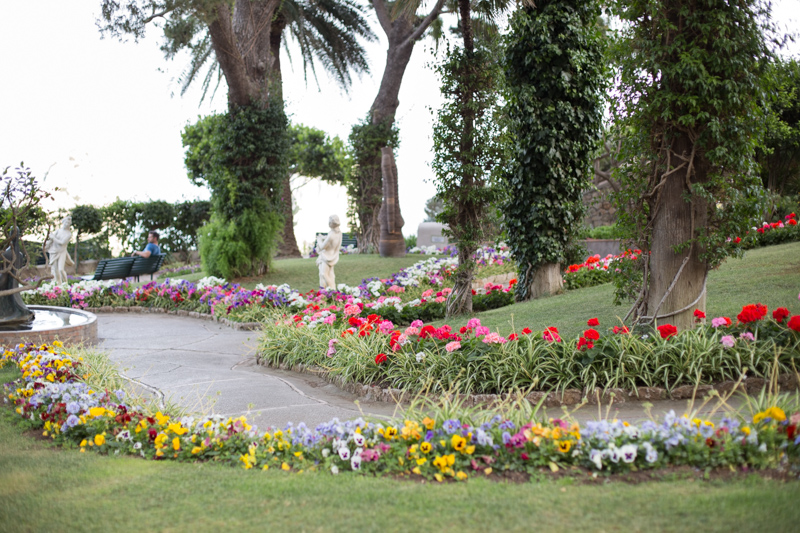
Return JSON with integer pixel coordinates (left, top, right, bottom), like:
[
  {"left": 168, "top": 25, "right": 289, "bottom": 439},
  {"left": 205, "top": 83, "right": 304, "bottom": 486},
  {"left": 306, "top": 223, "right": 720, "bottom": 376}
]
[
  {"left": 183, "top": 101, "right": 289, "bottom": 278},
  {"left": 500, "top": 1, "right": 606, "bottom": 301},
  {"left": 431, "top": 41, "right": 503, "bottom": 315}
]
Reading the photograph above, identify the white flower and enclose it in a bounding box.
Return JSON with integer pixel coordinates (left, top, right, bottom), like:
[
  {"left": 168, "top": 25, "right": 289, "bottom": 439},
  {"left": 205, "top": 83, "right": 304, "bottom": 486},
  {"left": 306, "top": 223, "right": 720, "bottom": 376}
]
[
  {"left": 415, "top": 352, "right": 425, "bottom": 363},
  {"left": 133, "top": 442, "right": 142, "bottom": 450},
  {"left": 352, "top": 433, "right": 366, "bottom": 447},
  {"left": 338, "top": 447, "right": 351, "bottom": 461},
  {"left": 620, "top": 444, "right": 637, "bottom": 463},
  {"left": 350, "top": 454, "right": 362, "bottom": 470},
  {"left": 645, "top": 449, "right": 658, "bottom": 463},
  {"left": 758, "top": 443, "right": 767, "bottom": 453},
  {"left": 322, "top": 448, "right": 330, "bottom": 458},
  {"left": 589, "top": 449, "right": 604, "bottom": 470},
  {"left": 331, "top": 465, "right": 339, "bottom": 475}
]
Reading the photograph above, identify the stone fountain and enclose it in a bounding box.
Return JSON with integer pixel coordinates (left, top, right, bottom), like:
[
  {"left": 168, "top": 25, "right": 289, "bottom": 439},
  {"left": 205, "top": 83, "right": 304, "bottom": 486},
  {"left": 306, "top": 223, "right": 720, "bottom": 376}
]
[{"left": 0, "top": 223, "right": 97, "bottom": 347}]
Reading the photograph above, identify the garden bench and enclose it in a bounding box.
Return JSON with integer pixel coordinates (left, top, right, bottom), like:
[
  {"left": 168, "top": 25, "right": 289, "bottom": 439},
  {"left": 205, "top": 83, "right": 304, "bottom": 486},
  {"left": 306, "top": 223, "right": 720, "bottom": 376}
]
[
  {"left": 316, "top": 232, "right": 358, "bottom": 249},
  {"left": 81, "top": 255, "right": 164, "bottom": 282}
]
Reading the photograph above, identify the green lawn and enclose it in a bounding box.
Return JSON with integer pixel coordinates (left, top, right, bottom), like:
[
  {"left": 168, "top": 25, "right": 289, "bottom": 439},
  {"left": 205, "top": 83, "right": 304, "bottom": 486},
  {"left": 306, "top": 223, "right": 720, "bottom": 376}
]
[
  {"left": 1, "top": 401, "right": 798, "bottom": 532},
  {"left": 432, "top": 242, "right": 800, "bottom": 339}
]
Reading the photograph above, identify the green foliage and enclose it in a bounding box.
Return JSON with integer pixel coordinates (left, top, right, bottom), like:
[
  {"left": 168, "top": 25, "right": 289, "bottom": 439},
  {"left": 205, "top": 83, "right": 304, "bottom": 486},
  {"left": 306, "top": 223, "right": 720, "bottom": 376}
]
[
  {"left": 500, "top": 0, "right": 606, "bottom": 301},
  {"left": 198, "top": 210, "right": 283, "bottom": 279},
  {"left": 431, "top": 42, "right": 503, "bottom": 314},
  {"left": 346, "top": 115, "right": 399, "bottom": 242},
  {"left": 288, "top": 124, "right": 350, "bottom": 184},
  {"left": 609, "top": 0, "right": 775, "bottom": 284},
  {"left": 404, "top": 234, "right": 417, "bottom": 248},
  {"left": 562, "top": 266, "right": 610, "bottom": 291},
  {"left": 758, "top": 57, "right": 800, "bottom": 195},
  {"left": 184, "top": 101, "right": 289, "bottom": 277},
  {"left": 585, "top": 224, "right": 622, "bottom": 240},
  {"left": 423, "top": 196, "right": 444, "bottom": 222},
  {"left": 172, "top": 200, "right": 211, "bottom": 251},
  {"left": 70, "top": 205, "right": 103, "bottom": 237}
]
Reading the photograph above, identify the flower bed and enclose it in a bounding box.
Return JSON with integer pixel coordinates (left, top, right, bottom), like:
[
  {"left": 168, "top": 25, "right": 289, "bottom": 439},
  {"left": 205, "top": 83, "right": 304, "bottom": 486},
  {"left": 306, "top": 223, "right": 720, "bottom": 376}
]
[
  {"left": 3, "top": 342, "right": 799, "bottom": 481},
  {"left": 258, "top": 303, "right": 800, "bottom": 396}
]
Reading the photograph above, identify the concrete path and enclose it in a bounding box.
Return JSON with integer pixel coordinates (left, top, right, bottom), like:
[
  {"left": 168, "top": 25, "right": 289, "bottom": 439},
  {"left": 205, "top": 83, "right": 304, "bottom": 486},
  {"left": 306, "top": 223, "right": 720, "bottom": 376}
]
[{"left": 97, "top": 313, "right": 741, "bottom": 430}]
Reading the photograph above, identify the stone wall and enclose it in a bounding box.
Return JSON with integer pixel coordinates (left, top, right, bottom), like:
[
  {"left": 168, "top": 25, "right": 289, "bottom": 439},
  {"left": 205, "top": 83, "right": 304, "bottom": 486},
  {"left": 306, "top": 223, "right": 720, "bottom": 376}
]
[{"left": 582, "top": 179, "right": 617, "bottom": 228}]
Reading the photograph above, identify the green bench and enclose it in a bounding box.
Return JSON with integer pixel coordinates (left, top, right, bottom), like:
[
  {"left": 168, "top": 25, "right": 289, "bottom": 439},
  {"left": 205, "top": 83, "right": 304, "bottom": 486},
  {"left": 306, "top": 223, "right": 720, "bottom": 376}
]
[
  {"left": 82, "top": 255, "right": 165, "bottom": 282},
  {"left": 316, "top": 232, "right": 358, "bottom": 250}
]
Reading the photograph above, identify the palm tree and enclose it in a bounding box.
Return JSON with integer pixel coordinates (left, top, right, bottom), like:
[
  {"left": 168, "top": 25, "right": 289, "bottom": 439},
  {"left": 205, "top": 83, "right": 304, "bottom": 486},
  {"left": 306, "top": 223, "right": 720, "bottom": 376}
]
[{"left": 100, "top": 0, "right": 375, "bottom": 258}]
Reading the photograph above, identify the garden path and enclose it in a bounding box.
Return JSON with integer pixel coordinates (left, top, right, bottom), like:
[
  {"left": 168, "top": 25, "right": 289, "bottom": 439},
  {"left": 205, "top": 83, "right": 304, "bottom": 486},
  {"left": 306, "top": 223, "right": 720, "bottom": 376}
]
[{"left": 97, "top": 313, "right": 741, "bottom": 430}]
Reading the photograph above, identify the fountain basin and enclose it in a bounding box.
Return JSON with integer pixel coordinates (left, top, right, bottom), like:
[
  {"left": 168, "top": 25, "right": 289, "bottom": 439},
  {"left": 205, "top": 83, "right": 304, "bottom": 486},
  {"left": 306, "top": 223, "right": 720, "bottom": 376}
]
[{"left": 0, "top": 306, "right": 98, "bottom": 348}]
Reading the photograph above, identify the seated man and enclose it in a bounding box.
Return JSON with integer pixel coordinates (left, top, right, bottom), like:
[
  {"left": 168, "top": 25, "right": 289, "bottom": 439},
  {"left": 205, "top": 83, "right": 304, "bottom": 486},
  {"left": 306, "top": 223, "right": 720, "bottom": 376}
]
[{"left": 132, "top": 230, "right": 161, "bottom": 258}]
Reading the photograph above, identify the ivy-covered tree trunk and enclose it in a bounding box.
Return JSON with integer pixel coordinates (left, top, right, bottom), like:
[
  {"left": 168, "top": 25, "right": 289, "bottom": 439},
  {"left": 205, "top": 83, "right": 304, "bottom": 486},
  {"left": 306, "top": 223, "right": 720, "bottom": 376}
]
[
  {"left": 349, "top": 0, "right": 444, "bottom": 252},
  {"left": 611, "top": 0, "right": 771, "bottom": 330},
  {"left": 501, "top": 1, "right": 605, "bottom": 302}
]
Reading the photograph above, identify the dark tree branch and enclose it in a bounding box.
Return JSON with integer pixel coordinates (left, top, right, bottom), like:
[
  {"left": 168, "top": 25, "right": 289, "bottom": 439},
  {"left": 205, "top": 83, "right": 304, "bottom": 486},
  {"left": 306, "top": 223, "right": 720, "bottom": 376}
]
[{"left": 404, "top": 0, "right": 445, "bottom": 46}]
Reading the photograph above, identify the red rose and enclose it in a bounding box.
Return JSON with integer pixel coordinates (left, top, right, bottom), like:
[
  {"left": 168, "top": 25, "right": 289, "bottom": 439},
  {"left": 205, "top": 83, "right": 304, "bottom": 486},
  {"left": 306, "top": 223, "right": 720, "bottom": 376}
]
[
  {"left": 657, "top": 324, "right": 678, "bottom": 339},
  {"left": 508, "top": 333, "right": 519, "bottom": 341},
  {"left": 788, "top": 315, "right": 800, "bottom": 332},
  {"left": 694, "top": 309, "right": 706, "bottom": 321},
  {"left": 584, "top": 328, "right": 600, "bottom": 341},
  {"left": 587, "top": 318, "right": 599, "bottom": 326},
  {"left": 773, "top": 307, "right": 790, "bottom": 323},
  {"left": 522, "top": 327, "right": 532, "bottom": 335},
  {"left": 375, "top": 353, "right": 388, "bottom": 364}
]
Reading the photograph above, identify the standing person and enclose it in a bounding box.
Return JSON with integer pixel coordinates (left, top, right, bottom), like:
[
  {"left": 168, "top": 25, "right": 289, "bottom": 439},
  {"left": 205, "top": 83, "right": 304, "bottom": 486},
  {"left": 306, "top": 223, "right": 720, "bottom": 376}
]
[{"left": 132, "top": 230, "right": 161, "bottom": 258}]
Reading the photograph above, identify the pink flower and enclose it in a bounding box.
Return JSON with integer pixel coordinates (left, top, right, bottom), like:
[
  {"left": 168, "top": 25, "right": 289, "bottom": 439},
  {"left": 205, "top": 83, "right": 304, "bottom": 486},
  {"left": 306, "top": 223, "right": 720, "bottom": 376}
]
[
  {"left": 475, "top": 326, "right": 490, "bottom": 336},
  {"left": 404, "top": 327, "right": 419, "bottom": 336},
  {"left": 739, "top": 332, "right": 756, "bottom": 342},
  {"left": 410, "top": 320, "right": 424, "bottom": 328},
  {"left": 323, "top": 314, "right": 336, "bottom": 325},
  {"left": 387, "top": 285, "right": 405, "bottom": 293},
  {"left": 378, "top": 320, "right": 394, "bottom": 334},
  {"left": 442, "top": 288, "right": 453, "bottom": 296},
  {"left": 466, "top": 318, "right": 481, "bottom": 329},
  {"left": 720, "top": 335, "right": 735, "bottom": 348},
  {"left": 482, "top": 332, "right": 507, "bottom": 344},
  {"left": 445, "top": 341, "right": 461, "bottom": 352},
  {"left": 326, "top": 339, "right": 338, "bottom": 357},
  {"left": 711, "top": 317, "right": 730, "bottom": 328},
  {"left": 344, "top": 305, "right": 361, "bottom": 316},
  {"left": 422, "top": 289, "right": 434, "bottom": 298},
  {"left": 435, "top": 296, "right": 446, "bottom": 303}
]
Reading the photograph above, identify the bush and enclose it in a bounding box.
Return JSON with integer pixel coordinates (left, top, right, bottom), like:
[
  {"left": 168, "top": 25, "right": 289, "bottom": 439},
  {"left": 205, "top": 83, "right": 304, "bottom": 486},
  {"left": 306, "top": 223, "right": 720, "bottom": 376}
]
[
  {"left": 585, "top": 224, "right": 622, "bottom": 240},
  {"left": 198, "top": 210, "right": 282, "bottom": 279}
]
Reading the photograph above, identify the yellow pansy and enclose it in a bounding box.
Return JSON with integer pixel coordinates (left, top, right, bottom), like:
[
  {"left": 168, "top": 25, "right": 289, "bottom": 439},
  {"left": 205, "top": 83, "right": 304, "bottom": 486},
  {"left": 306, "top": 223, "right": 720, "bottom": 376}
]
[
  {"left": 172, "top": 437, "right": 181, "bottom": 451},
  {"left": 281, "top": 462, "right": 291, "bottom": 471},
  {"left": 456, "top": 471, "right": 468, "bottom": 481},
  {"left": 557, "top": 440, "right": 571, "bottom": 453},
  {"left": 412, "top": 467, "right": 421, "bottom": 475},
  {"left": 191, "top": 446, "right": 203, "bottom": 455},
  {"left": 167, "top": 422, "right": 188, "bottom": 436},
  {"left": 94, "top": 433, "right": 106, "bottom": 446},
  {"left": 451, "top": 434, "right": 467, "bottom": 452},
  {"left": 420, "top": 442, "right": 432, "bottom": 454},
  {"left": 416, "top": 458, "right": 427, "bottom": 466},
  {"left": 155, "top": 412, "right": 170, "bottom": 426},
  {"left": 422, "top": 417, "right": 436, "bottom": 430}
]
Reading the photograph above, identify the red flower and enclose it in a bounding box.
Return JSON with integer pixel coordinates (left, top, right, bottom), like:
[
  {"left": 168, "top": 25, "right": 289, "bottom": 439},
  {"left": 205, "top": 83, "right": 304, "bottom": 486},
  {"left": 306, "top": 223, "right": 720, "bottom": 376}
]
[
  {"left": 375, "top": 353, "right": 388, "bottom": 364},
  {"left": 459, "top": 326, "right": 469, "bottom": 334},
  {"left": 787, "top": 425, "right": 797, "bottom": 441},
  {"left": 657, "top": 324, "right": 677, "bottom": 339},
  {"left": 576, "top": 337, "right": 594, "bottom": 351},
  {"left": 521, "top": 327, "right": 532, "bottom": 335},
  {"left": 705, "top": 438, "right": 716, "bottom": 448},
  {"left": 587, "top": 318, "right": 599, "bottom": 327},
  {"left": 694, "top": 309, "right": 706, "bottom": 321},
  {"left": 733, "top": 237, "right": 741, "bottom": 244},
  {"left": 789, "top": 219, "right": 798, "bottom": 226},
  {"left": 509, "top": 279, "right": 517, "bottom": 286},
  {"left": 788, "top": 315, "right": 800, "bottom": 332},
  {"left": 773, "top": 307, "right": 790, "bottom": 323},
  {"left": 471, "top": 289, "right": 477, "bottom": 295},
  {"left": 613, "top": 326, "right": 629, "bottom": 334},
  {"left": 737, "top": 303, "right": 768, "bottom": 324},
  {"left": 508, "top": 333, "right": 519, "bottom": 341},
  {"left": 583, "top": 328, "right": 600, "bottom": 341}
]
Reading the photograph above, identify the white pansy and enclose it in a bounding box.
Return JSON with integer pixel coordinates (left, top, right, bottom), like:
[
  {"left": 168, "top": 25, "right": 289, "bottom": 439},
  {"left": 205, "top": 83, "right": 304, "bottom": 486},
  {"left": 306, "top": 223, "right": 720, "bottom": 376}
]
[
  {"left": 338, "top": 447, "right": 351, "bottom": 461},
  {"left": 331, "top": 464, "right": 339, "bottom": 475},
  {"left": 352, "top": 433, "right": 366, "bottom": 447}
]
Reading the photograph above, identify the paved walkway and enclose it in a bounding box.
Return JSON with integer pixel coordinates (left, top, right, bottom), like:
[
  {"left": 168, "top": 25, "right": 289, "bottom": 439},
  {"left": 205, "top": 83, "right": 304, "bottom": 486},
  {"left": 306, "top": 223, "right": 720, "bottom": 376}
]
[{"left": 97, "top": 313, "right": 741, "bottom": 430}]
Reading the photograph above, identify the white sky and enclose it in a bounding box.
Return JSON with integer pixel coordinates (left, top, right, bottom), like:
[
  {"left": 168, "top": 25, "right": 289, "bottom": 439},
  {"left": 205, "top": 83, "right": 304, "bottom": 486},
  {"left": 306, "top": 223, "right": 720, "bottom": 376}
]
[{"left": 1, "top": 1, "right": 798, "bottom": 253}]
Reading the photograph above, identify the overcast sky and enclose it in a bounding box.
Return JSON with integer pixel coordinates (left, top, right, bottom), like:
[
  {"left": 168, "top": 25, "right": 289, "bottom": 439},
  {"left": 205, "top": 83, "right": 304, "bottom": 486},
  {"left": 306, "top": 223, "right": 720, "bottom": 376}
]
[{"left": 1, "top": 1, "right": 797, "bottom": 253}]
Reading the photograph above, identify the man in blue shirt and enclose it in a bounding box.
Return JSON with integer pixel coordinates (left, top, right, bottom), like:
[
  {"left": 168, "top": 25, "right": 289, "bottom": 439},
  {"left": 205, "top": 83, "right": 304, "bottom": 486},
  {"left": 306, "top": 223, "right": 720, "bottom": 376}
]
[{"left": 132, "top": 230, "right": 161, "bottom": 258}]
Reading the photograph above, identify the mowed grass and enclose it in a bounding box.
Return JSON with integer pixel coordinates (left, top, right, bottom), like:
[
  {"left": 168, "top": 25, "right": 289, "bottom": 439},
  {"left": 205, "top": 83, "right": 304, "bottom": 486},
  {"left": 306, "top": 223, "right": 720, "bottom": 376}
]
[
  {"left": 432, "top": 242, "right": 800, "bottom": 339},
  {"left": 0, "top": 374, "right": 798, "bottom": 533}
]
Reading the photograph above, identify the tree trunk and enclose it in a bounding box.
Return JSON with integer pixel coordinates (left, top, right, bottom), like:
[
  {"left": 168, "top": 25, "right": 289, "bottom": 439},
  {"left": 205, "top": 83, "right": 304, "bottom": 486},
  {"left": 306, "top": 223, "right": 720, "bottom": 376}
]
[
  {"left": 527, "top": 263, "right": 563, "bottom": 300},
  {"left": 354, "top": 0, "right": 443, "bottom": 253},
  {"left": 269, "top": 12, "right": 301, "bottom": 258},
  {"left": 446, "top": 244, "right": 475, "bottom": 316},
  {"left": 645, "top": 136, "right": 708, "bottom": 330}
]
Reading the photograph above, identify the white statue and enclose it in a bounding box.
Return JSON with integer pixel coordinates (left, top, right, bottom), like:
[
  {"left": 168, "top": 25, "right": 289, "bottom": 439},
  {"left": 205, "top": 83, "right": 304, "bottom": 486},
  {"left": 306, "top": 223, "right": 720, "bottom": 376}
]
[
  {"left": 315, "top": 215, "right": 343, "bottom": 289},
  {"left": 45, "top": 215, "right": 74, "bottom": 285}
]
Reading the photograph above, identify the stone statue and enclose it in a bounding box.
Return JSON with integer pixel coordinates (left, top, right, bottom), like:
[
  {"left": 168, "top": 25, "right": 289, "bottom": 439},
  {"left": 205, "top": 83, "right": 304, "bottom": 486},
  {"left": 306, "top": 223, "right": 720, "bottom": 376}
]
[
  {"left": 0, "top": 227, "right": 35, "bottom": 329},
  {"left": 316, "top": 215, "right": 343, "bottom": 289},
  {"left": 378, "top": 146, "right": 405, "bottom": 257},
  {"left": 45, "top": 215, "right": 74, "bottom": 285}
]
